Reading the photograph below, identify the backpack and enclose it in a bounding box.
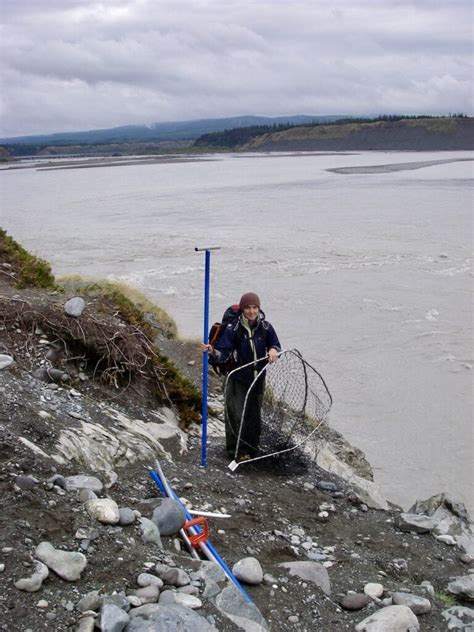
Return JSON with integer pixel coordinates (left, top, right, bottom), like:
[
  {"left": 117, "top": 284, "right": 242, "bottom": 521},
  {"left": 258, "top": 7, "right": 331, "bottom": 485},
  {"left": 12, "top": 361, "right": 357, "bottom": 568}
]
[{"left": 208, "top": 304, "right": 241, "bottom": 376}]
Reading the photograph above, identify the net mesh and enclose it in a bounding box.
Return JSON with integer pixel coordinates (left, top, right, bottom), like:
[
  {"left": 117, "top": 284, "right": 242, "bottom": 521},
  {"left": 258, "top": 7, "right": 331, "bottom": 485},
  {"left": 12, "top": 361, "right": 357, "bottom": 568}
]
[{"left": 225, "top": 349, "right": 332, "bottom": 467}]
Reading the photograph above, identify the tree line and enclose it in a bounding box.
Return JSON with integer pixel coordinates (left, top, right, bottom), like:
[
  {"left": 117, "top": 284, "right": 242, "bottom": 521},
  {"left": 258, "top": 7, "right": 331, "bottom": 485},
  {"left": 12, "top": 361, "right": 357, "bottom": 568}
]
[{"left": 193, "top": 114, "right": 468, "bottom": 149}]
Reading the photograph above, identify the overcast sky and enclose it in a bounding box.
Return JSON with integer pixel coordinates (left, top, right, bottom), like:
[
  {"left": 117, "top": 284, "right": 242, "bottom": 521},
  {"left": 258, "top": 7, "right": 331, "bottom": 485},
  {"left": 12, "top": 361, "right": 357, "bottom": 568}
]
[{"left": 1, "top": 0, "right": 472, "bottom": 137}]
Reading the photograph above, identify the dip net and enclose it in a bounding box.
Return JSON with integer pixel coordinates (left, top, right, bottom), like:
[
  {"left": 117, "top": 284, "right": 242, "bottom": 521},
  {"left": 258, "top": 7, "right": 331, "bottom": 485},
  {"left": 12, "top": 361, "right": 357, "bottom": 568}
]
[{"left": 225, "top": 349, "right": 332, "bottom": 469}]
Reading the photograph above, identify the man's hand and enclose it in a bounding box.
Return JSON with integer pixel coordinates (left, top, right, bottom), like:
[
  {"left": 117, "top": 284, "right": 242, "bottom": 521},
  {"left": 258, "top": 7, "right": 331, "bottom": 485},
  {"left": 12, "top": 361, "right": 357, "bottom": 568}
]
[
  {"left": 201, "top": 343, "right": 213, "bottom": 353},
  {"left": 267, "top": 348, "right": 279, "bottom": 363}
]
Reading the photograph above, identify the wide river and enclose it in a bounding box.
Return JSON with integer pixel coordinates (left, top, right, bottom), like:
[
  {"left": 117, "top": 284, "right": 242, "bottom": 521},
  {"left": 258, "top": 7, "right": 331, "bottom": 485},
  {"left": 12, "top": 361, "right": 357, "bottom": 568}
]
[{"left": 1, "top": 150, "right": 472, "bottom": 513}]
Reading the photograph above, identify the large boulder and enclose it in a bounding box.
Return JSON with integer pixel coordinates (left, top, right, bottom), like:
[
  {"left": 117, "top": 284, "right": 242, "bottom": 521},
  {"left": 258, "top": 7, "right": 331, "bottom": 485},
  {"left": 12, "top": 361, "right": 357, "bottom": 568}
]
[
  {"left": 355, "top": 605, "right": 419, "bottom": 631},
  {"left": 447, "top": 575, "right": 474, "bottom": 602},
  {"left": 316, "top": 444, "right": 388, "bottom": 510},
  {"left": 409, "top": 493, "right": 474, "bottom": 556},
  {"left": 396, "top": 513, "right": 437, "bottom": 534},
  {"left": 151, "top": 498, "right": 186, "bottom": 536},
  {"left": 125, "top": 604, "right": 217, "bottom": 631},
  {"left": 100, "top": 603, "right": 130, "bottom": 631},
  {"left": 214, "top": 584, "right": 268, "bottom": 631},
  {"left": 35, "top": 542, "right": 87, "bottom": 581},
  {"left": 279, "top": 561, "right": 331, "bottom": 595},
  {"left": 441, "top": 605, "right": 474, "bottom": 630}
]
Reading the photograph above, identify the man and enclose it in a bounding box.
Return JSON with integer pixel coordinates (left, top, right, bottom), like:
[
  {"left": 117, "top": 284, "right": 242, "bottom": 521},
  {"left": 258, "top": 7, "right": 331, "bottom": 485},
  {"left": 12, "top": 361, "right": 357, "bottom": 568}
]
[{"left": 203, "top": 292, "right": 280, "bottom": 460}]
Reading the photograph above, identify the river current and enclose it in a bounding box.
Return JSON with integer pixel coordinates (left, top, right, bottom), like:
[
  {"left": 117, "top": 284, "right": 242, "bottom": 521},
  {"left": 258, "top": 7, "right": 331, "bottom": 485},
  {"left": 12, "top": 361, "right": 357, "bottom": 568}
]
[{"left": 1, "top": 150, "right": 472, "bottom": 512}]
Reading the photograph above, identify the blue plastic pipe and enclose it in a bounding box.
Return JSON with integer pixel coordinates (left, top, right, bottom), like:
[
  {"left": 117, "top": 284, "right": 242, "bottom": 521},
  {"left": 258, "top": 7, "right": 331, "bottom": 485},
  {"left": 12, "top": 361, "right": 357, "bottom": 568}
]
[
  {"left": 149, "top": 464, "right": 253, "bottom": 604},
  {"left": 195, "top": 246, "right": 220, "bottom": 467}
]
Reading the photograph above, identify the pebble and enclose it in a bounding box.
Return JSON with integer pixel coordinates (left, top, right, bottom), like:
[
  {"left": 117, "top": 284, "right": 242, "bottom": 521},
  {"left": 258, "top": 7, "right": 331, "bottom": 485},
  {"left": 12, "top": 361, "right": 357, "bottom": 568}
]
[
  {"left": 364, "top": 582, "right": 384, "bottom": 598},
  {"left": 263, "top": 573, "right": 278, "bottom": 585},
  {"left": 14, "top": 561, "right": 49, "bottom": 592},
  {"left": 419, "top": 581, "right": 435, "bottom": 597},
  {"left": 392, "top": 591, "right": 431, "bottom": 614},
  {"left": 14, "top": 475, "right": 39, "bottom": 490},
  {"left": 77, "top": 591, "right": 103, "bottom": 613},
  {"left": 86, "top": 498, "right": 120, "bottom": 524},
  {"left": 37, "top": 600, "right": 49, "bottom": 609},
  {"left": 152, "top": 498, "right": 186, "bottom": 536},
  {"left": 0, "top": 355, "right": 14, "bottom": 370},
  {"left": 136, "top": 573, "right": 164, "bottom": 589},
  {"left": 64, "top": 297, "right": 86, "bottom": 317},
  {"left": 159, "top": 591, "right": 203, "bottom": 609},
  {"left": 436, "top": 534, "right": 456, "bottom": 546},
  {"left": 232, "top": 557, "right": 264, "bottom": 585},
  {"left": 340, "top": 593, "right": 370, "bottom": 611},
  {"left": 392, "top": 558, "right": 408, "bottom": 571},
  {"left": 317, "top": 481, "right": 338, "bottom": 493},
  {"left": 288, "top": 615, "right": 299, "bottom": 623},
  {"left": 291, "top": 527, "right": 305, "bottom": 537},
  {"left": 157, "top": 566, "right": 190, "bottom": 587},
  {"left": 118, "top": 507, "right": 136, "bottom": 526},
  {"left": 177, "top": 585, "right": 199, "bottom": 596},
  {"left": 75, "top": 527, "right": 100, "bottom": 541},
  {"left": 77, "top": 488, "right": 97, "bottom": 502},
  {"left": 65, "top": 475, "right": 103, "bottom": 493},
  {"left": 0, "top": 564, "right": 5, "bottom": 572}
]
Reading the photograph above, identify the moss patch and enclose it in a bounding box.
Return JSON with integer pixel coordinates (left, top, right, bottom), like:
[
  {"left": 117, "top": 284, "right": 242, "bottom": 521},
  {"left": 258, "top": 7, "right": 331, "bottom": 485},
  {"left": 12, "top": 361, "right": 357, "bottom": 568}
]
[{"left": 0, "top": 228, "right": 56, "bottom": 289}]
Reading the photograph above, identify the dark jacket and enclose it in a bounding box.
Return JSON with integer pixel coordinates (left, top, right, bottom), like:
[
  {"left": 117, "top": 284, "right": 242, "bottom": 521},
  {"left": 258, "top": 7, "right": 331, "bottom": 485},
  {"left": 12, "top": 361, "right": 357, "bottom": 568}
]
[{"left": 212, "top": 313, "right": 281, "bottom": 384}]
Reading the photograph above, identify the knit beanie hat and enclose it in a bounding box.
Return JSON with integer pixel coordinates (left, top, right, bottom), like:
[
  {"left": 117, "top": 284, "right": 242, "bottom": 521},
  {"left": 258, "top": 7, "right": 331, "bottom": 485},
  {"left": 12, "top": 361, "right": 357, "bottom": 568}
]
[{"left": 239, "top": 292, "right": 261, "bottom": 310}]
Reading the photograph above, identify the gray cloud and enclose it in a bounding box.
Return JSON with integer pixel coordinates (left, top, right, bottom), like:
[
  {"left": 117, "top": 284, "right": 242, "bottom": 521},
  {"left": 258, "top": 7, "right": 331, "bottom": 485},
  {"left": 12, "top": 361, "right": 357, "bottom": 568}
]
[{"left": 1, "top": 0, "right": 472, "bottom": 136}]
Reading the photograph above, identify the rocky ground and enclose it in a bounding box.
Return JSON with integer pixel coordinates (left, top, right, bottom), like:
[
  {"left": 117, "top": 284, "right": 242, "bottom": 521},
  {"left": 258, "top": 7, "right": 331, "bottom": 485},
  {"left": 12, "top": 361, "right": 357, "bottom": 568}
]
[{"left": 0, "top": 273, "right": 473, "bottom": 632}]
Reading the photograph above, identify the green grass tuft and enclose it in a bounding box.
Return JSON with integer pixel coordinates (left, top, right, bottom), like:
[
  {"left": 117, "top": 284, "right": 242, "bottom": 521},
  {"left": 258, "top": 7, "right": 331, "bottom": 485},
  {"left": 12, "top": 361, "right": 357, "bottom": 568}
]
[
  {"left": 435, "top": 592, "right": 457, "bottom": 607},
  {"left": 59, "top": 276, "right": 178, "bottom": 339},
  {"left": 0, "top": 228, "right": 56, "bottom": 289}
]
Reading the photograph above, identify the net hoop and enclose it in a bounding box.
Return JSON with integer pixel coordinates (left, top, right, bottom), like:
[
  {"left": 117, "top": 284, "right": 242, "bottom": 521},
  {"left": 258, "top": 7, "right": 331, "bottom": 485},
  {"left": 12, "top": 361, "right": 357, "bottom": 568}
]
[{"left": 224, "top": 349, "right": 332, "bottom": 468}]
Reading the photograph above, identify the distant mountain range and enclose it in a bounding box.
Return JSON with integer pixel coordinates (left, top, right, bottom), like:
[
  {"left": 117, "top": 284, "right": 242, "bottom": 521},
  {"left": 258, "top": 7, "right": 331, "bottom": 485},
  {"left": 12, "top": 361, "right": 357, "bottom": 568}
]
[{"left": 0, "top": 115, "right": 346, "bottom": 146}]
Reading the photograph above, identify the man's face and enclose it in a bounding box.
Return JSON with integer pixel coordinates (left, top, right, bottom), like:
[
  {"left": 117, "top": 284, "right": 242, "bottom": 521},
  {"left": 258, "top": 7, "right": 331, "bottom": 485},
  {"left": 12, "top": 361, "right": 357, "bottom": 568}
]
[{"left": 243, "top": 304, "right": 259, "bottom": 322}]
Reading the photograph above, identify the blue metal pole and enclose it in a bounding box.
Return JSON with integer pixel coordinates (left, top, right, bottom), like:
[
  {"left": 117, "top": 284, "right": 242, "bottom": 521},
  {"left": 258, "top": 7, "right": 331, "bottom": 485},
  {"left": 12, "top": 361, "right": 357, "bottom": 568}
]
[
  {"left": 195, "top": 246, "right": 220, "bottom": 468},
  {"left": 201, "top": 249, "right": 211, "bottom": 467}
]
